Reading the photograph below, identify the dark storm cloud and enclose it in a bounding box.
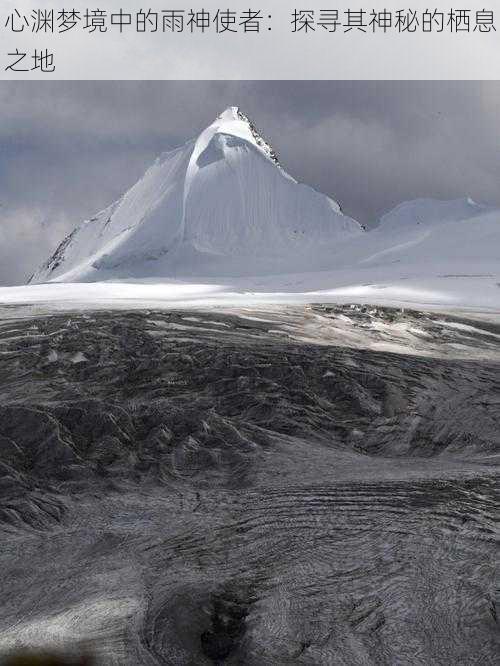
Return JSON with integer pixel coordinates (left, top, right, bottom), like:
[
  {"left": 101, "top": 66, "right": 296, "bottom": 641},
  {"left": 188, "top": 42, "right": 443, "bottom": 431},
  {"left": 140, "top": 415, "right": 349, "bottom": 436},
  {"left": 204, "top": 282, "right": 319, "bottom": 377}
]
[{"left": 1, "top": 81, "right": 499, "bottom": 285}]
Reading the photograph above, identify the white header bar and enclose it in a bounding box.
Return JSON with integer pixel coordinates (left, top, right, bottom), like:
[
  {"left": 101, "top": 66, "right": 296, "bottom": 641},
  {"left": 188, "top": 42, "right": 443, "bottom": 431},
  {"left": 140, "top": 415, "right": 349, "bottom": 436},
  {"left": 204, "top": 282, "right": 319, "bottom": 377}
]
[{"left": 2, "top": 0, "right": 499, "bottom": 79}]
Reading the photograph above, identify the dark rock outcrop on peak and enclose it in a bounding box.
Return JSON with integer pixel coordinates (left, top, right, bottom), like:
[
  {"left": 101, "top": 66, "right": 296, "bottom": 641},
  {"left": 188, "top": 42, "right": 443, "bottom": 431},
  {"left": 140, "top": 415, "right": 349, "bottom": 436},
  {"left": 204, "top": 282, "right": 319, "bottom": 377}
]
[{"left": 0, "top": 305, "right": 498, "bottom": 665}]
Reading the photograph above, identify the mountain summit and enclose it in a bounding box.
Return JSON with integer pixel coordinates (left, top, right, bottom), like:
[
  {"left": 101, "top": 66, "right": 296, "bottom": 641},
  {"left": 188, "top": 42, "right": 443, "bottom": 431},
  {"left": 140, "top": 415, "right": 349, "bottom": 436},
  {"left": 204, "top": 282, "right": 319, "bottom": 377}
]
[{"left": 30, "top": 107, "right": 362, "bottom": 283}]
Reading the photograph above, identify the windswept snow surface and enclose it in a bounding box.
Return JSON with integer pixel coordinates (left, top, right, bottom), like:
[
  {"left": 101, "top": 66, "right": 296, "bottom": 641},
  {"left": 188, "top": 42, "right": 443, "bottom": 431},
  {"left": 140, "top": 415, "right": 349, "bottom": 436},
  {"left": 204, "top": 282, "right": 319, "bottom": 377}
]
[{"left": 14, "top": 108, "right": 500, "bottom": 313}]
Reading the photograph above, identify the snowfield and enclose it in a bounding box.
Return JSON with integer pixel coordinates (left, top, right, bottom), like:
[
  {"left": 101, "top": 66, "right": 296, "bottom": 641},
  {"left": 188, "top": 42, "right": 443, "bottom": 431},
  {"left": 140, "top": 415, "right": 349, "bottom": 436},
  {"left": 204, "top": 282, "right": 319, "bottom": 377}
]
[
  {"left": 1, "top": 106, "right": 498, "bottom": 314},
  {"left": 1, "top": 269, "right": 500, "bottom": 315}
]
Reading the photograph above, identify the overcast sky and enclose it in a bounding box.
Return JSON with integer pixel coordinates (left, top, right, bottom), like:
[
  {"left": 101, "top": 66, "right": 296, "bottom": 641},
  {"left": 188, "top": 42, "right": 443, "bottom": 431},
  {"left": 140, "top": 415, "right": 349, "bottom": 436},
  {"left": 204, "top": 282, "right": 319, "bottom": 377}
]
[{"left": 1, "top": 81, "right": 499, "bottom": 285}]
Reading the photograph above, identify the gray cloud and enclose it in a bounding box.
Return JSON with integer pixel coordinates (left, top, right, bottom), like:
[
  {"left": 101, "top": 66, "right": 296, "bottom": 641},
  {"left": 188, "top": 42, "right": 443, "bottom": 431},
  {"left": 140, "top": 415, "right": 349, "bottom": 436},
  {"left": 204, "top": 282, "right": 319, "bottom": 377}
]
[{"left": 1, "top": 81, "right": 499, "bottom": 285}]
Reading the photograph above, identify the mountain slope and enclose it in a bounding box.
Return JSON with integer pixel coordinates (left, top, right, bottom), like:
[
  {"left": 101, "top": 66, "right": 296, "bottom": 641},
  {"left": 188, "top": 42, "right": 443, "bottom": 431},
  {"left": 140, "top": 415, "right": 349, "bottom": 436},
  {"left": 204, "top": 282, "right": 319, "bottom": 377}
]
[
  {"left": 30, "top": 107, "right": 362, "bottom": 283},
  {"left": 25, "top": 109, "right": 500, "bottom": 311},
  {"left": 347, "top": 197, "right": 500, "bottom": 271}
]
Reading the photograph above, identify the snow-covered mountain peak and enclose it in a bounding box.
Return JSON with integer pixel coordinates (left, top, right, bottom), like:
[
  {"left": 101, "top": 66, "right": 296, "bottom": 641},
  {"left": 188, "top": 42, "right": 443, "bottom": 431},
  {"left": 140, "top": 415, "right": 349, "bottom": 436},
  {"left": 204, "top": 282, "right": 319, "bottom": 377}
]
[
  {"left": 30, "top": 107, "right": 361, "bottom": 284},
  {"left": 218, "top": 105, "right": 240, "bottom": 121},
  {"left": 201, "top": 106, "right": 280, "bottom": 166}
]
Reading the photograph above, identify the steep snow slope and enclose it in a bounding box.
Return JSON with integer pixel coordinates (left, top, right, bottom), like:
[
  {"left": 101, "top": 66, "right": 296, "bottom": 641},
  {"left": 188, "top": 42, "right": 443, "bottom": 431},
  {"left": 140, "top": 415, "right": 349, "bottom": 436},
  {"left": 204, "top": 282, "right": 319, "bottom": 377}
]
[
  {"left": 30, "top": 107, "right": 362, "bottom": 283},
  {"left": 32, "top": 143, "right": 192, "bottom": 282}
]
